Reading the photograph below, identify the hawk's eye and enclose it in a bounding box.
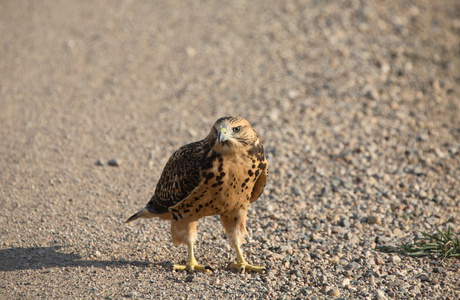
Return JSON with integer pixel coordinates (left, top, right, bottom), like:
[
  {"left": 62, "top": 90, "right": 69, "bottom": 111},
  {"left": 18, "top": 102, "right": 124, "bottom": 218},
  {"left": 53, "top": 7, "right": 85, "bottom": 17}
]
[{"left": 233, "top": 126, "right": 241, "bottom": 133}]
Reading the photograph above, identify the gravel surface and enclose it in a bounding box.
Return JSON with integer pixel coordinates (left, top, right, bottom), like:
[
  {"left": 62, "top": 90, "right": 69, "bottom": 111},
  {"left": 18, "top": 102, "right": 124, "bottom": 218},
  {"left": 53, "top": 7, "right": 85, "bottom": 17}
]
[{"left": 1, "top": 0, "right": 459, "bottom": 299}]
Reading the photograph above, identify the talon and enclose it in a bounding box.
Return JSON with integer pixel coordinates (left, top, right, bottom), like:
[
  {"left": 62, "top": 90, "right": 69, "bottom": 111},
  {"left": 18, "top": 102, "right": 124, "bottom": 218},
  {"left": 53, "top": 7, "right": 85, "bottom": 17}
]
[{"left": 205, "top": 266, "right": 214, "bottom": 272}]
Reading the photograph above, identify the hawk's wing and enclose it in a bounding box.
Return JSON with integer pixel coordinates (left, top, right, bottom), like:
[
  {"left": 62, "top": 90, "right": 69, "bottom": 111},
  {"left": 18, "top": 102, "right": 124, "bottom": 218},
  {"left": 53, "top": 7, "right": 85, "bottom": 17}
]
[
  {"left": 250, "top": 164, "right": 267, "bottom": 203},
  {"left": 146, "top": 140, "right": 209, "bottom": 213}
]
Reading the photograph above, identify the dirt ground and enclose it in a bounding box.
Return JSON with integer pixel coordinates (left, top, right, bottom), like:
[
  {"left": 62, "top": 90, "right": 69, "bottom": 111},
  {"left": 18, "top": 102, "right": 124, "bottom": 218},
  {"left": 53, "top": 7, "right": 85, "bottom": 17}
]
[{"left": 1, "top": 0, "right": 459, "bottom": 299}]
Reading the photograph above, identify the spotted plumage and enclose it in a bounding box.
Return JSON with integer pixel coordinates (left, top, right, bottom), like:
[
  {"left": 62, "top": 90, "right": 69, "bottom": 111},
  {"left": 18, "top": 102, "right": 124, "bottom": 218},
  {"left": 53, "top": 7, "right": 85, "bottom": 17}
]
[{"left": 126, "top": 116, "right": 268, "bottom": 273}]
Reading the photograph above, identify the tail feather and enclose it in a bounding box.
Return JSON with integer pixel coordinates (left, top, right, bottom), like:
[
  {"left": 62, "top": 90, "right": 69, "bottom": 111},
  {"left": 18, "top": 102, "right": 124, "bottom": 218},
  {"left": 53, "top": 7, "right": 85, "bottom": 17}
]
[{"left": 125, "top": 208, "right": 156, "bottom": 223}]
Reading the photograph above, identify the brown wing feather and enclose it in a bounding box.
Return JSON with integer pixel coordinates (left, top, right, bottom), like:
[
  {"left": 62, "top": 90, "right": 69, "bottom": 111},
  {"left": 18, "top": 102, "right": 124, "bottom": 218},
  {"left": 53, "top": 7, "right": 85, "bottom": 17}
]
[
  {"left": 250, "top": 164, "right": 267, "bottom": 203},
  {"left": 146, "top": 140, "right": 210, "bottom": 213}
]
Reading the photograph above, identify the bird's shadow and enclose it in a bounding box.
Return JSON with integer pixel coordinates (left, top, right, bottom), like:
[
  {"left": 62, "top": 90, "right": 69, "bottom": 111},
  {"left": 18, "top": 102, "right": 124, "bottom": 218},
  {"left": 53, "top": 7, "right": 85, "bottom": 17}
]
[{"left": 0, "top": 245, "right": 161, "bottom": 272}]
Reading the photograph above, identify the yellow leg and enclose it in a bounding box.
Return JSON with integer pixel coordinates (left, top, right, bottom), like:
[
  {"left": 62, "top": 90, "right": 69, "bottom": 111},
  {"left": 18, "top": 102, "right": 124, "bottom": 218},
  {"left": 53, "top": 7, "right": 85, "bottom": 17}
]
[
  {"left": 228, "top": 244, "right": 265, "bottom": 273},
  {"left": 172, "top": 243, "right": 211, "bottom": 273}
]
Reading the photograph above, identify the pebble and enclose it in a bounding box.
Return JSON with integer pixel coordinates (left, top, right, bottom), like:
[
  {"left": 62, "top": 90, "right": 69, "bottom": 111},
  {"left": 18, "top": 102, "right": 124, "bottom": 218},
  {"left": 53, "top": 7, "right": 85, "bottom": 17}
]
[
  {"left": 330, "top": 289, "right": 340, "bottom": 297},
  {"left": 370, "top": 275, "right": 376, "bottom": 287},
  {"left": 339, "top": 217, "right": 351, "bottom": 228},
  {"left": 375, "top": 289, "right": 387, "bottom": 300},
  {"left": 321, "top": 286, "right": 332, "bottom": 295},
  {"left": 329, "top": 256, "right": 340, "bottom": 264},
  {"left": 345, "top": 262, "right": 361, "bottom": 270},
  {"left": 310, "top": 253, "right": 321, "bottom": 260},
  {"left": 417, "top": 274, "right": 430, "bottom": 282},
  {"left": 108, "top": 158, "right": 121, "bottom": 167},
  {"left": 367, "top": 215, "right": 382, "bottom": 225},
  {"left": 390, "top": 255, "right": 401, "bottom": 263},
  {"left": 270, "top": 213, "right": 281, "bottom": 220},
  {"left": 364, "top": 85, "right": 379, "bottom": 100},
  {"left": 375, "top": 256, "right": 385, "bottom": 265},
  {"left": 392, "top": 228, "right": 404, "bottom": 238}
]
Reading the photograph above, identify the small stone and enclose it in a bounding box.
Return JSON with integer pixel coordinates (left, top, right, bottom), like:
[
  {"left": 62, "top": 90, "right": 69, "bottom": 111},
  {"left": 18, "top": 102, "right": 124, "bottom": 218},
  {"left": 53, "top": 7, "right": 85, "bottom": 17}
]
[
  {"left": 431, "top": 79, "right": 440, "bottom": 91},
  {"left": 321, "top": 186, "right": 332, "bottom": 197},
  {"left": 390, "top": 255, "right": 401, "bottom": 263},
  {"left": 393, "top": 228, "right": 404, "bottom": 238},
  {"left": 344, "top": 232, "right": 353, "bottom": 240},
  {"left": 331, "top": 177, "right": 342, "bottom": 189},
  {"left": 185, "top": 274, "right": 195, "bottom": 282},
  {"left": 375, "top": 235, "right": 390, "bottom": 244},
  {"left": 364, "top": 85, "right": 379, "bottom": 100},
  {"left": 319, "top": 275, "right": 328, "bottom": 284},
  {"left": 339, "top": 217, "right": 351, "bottom": 228},
  {"left": 93, "top": 250, "right": 101, "bottom": 257},
  {"left": 288, "top": 90, "right": 299, "bottom": 99},
  {"left": 384, "top": 275, "right": 396, "bottom": 281},
  {"left": 342, "top": 278, "right": 351, "bottom": 287},
  {"left": 409, "top": 285, "right": 420, "bottom": 294},
  {"left": 329, "top": 256, "right": 340, "bottom": 264},
  {"left": 367, "top": 215, "right": 381, "bottom": 225},
  {"left": 270, "top": 213, "right": 281, "bottom": 220},
  {"left": 375, "top": 289, "right": 387, "bottom": 300},
  {"left": 321, "top": 286, "right": 332, "bottom": 295},
  {"left": 108, "top": 158, "right": 121, "bottom": 167},
  {"left": 270, "top": 253, "right": 285, "bottom": 260},
  {"left": 280, "top": 245, "right": 293, "bottom": 252},
  {"left": 345, "top": 262, "right": 361, "bottom": 270},
  {"left": 370, "top": 275, "right": 375, "bottom": 286},
  {"left": 186, "top": 47, "right": 196, "bottom": 58},
  {"left": 342, "top": 180, "right": 353, "bottom": 189},
  {"left": 418, "top": 190, "right": 427, "bottom": 199},
  {"left": 310, "top": 253, "right": 321, "bottom": 260},
  {"left": 95, "top": 159, "right": 105, "bottom": 166},
  {"left": 379, "top": 60, "right": 391, "bottom": 74},
  {"left": 330, "top": 289, "right": 340, "bottom": 297},
  {"left": 390, "top": 101, "right": 400, "bottom": 110},
  {"left": 417, "top": 273, "right": 430, "bottom": 282},
  {"left": 375, "top": 256, "right": 385, "bottom": 265}
]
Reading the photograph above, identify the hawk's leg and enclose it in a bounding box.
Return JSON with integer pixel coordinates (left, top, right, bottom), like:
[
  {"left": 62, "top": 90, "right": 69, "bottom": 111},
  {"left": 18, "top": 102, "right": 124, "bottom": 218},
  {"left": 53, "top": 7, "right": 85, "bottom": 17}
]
[
  {"left": 228, "top": 244, "right": 266, "bottom": 273},
  {"left": 220, "top": 208, "right": 265, "bottom": 273},
  {"left": 171, "top": 220, "right": 211, "bottom": 273},
  {"left": 172, "top": 243, "right": 211, "bottom": 273}
]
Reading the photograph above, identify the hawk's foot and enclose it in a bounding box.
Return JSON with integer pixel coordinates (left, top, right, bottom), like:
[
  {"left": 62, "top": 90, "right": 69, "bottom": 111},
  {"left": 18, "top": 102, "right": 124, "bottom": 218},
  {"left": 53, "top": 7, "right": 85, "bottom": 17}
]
[
  {"left": 173, "top": 263, "right": 213, "bottom": 273},
  {"left": 228, "top": 262, "right": 265, "bottom": 273}
]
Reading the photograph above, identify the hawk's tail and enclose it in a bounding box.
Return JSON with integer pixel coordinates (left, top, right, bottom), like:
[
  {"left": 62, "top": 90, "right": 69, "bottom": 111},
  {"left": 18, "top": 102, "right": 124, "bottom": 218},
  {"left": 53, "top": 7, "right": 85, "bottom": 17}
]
[{"left": 125, "top": 208, "right": 156, "bottom": 223}]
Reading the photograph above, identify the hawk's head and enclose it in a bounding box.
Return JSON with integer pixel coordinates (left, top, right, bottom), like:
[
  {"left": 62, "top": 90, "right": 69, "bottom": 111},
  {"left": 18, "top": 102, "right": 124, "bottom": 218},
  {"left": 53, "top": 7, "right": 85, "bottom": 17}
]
[{"left": 207, "top": 116, "right": 260, "bottom": 153}]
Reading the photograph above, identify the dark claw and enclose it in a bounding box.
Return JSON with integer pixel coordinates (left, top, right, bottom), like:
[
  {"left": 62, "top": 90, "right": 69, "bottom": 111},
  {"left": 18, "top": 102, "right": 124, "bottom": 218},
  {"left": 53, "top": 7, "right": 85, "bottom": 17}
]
[
  {"left": 240, "top": 267, "right": 245, "bottom": 273},
  {"left": 205, "top": 266, "right": 214, "bottom": 272}
]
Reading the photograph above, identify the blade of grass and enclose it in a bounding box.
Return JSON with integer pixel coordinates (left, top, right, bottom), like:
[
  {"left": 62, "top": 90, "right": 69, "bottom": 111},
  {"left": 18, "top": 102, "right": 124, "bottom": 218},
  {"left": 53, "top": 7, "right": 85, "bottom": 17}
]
[{"left": 376, "top": 227, "right": 460, "bottom": 259}]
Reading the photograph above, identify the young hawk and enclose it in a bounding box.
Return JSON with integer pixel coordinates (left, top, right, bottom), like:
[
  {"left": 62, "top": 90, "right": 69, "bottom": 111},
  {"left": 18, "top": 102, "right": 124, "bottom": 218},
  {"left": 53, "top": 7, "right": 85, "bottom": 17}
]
[{"left": 126, "top": 116, "right": 268, "bottom": 273}]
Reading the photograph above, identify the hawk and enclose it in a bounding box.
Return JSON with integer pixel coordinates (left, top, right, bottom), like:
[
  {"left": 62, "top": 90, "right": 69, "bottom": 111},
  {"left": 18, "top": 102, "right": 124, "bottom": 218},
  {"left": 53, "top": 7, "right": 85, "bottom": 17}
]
[{"left": 126, "top": 116, "right": 268, "bottom": 273}]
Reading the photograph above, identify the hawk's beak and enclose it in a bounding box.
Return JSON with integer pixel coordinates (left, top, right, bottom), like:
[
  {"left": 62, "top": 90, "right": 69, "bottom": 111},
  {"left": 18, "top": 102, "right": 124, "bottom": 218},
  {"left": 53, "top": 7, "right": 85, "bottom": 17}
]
[{"left": 218, "top": 126, "right": 228, "bottom": 144}]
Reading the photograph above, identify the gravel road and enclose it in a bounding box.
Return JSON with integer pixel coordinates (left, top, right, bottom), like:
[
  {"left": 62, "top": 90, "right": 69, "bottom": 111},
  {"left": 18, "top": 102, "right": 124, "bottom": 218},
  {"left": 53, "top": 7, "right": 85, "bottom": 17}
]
[{"left": 1, "top": 0, "right": 459, "bottom": 299}]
